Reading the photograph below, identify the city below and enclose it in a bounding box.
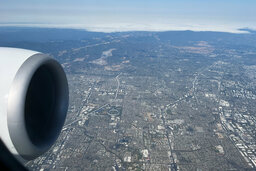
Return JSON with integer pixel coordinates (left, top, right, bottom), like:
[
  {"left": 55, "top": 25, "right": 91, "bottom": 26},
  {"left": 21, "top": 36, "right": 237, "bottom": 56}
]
[{"left": 0, "top": 27, "right": 255, "bottom": 170}]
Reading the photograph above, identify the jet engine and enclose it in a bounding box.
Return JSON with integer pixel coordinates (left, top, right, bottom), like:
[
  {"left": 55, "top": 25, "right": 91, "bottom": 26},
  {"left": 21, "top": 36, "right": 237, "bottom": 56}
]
[{"left": 0, "top": 47, "right": 69, "bottom": 160}]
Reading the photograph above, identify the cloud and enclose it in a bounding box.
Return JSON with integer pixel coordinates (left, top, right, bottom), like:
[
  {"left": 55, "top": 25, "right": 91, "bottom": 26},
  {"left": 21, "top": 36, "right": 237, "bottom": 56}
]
[{"left": 1, "top": 21, "right": 255, "bottom": 34}]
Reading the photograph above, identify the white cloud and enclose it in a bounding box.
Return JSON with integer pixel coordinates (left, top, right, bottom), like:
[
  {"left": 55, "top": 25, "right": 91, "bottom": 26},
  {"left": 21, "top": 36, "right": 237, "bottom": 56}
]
[{"left": 0, "top": 21, "right": 255, "bottom": 34}]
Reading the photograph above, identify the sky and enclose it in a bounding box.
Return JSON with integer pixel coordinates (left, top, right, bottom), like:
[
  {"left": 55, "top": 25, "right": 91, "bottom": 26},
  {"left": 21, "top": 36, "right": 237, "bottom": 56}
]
[{"left": 0, "top": 0, "right": 256, "bottom": 33}]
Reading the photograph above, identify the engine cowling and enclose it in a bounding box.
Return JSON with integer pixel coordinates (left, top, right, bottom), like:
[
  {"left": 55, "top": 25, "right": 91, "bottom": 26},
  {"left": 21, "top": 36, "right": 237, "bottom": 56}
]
[{"left": 0, "top": 47, "right": 69, "bottom": 160}]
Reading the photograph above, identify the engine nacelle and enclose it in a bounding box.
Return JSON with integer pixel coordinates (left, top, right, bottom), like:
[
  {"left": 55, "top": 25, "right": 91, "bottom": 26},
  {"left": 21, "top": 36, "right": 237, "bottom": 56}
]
[{"left": 0, "top": 47, "right": 69, "bottom": 160}]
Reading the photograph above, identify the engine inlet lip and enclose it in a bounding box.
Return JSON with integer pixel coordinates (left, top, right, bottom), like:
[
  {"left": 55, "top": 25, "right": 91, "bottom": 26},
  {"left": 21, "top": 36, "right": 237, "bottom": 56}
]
[{"left": 7, "top": 54, "right": 69, "bottom": 160}]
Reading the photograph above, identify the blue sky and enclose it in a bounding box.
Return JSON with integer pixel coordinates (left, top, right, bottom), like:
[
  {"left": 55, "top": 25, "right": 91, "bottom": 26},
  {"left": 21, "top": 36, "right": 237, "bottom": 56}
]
[{"left": 0, "top": 0, "right": 255, "bottom": 33}]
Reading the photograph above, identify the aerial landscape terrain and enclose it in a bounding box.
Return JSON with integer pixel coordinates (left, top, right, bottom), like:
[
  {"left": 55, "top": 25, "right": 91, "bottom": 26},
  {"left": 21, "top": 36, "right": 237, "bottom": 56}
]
[{"left": 1, "top": 27, "right": 256, "bottom": 170}]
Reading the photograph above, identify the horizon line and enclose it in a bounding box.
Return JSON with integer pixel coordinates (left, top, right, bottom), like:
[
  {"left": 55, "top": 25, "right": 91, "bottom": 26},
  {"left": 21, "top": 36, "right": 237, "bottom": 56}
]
[{"left": 0, "top": 23, "right": 255, "bottom": 34}]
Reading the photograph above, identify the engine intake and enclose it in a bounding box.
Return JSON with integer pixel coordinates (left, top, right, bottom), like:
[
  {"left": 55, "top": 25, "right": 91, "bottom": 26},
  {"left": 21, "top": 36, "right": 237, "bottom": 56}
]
[{"left": 0, "top": 48, "right": 69, "bottom": 160}]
